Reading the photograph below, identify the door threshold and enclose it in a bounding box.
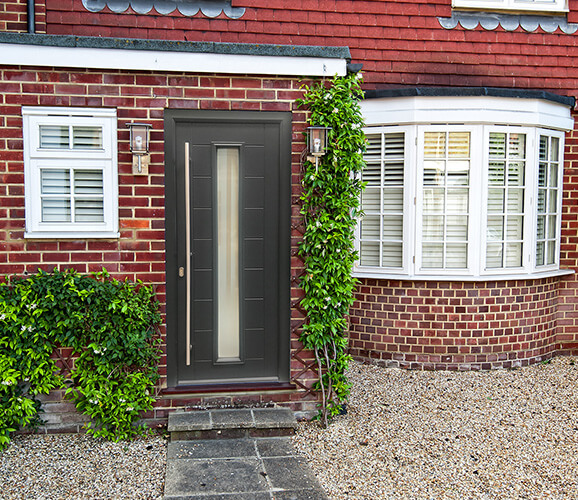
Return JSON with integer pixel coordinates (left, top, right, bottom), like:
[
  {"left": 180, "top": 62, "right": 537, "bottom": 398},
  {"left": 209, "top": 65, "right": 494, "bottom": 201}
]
[{"left": 162, "top": 381, "right": 296, "bottom": 396}]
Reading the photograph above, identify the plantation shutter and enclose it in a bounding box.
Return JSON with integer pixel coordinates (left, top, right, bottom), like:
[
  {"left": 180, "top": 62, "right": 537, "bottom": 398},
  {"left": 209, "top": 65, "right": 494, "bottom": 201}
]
[
  {"left": 536, "top": 134, "right": 561, "bottom": 266},
  {"left": 360, "top": 132, "right": 405, "bottom": 268},
  {"left": 486, "top": 131, "right": 526, "bottom": 269},
  {"left": 38, "top": 124, "right": 106, "bottom": 224},
  {"left": 422, "top": 130, "right": 470, "bottom": 269}
]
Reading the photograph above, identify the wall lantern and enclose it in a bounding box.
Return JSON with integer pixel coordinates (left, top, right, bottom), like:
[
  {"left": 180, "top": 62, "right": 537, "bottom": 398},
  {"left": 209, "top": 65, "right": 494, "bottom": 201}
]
[
  {"left": 127, "top": 122, "right": 152, "bottom": 175},
  {"left": 307, "top": 125, "right": 330, "bottom": 157}
]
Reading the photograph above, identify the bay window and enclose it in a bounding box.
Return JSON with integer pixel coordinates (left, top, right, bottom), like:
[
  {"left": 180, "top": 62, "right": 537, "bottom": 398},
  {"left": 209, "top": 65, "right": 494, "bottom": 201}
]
[
  {"left": 357, "top": 92, "right": 573, "bottom": 279},
  {"left": 22, "top": 107, "right": 118, "bottom": 238}
]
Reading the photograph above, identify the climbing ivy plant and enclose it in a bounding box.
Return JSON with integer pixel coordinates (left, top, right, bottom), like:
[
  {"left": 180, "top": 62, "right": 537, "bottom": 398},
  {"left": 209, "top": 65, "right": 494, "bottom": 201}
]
[
  {"left": 0, "top": 269, "right": 161, "bottom": 449},
  {"left": 297, "top": 73, "right": 366, "bottom": 426}
]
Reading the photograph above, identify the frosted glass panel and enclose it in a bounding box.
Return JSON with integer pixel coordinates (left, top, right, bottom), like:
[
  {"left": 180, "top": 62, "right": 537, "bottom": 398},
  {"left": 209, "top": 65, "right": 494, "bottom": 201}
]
[{"left": 217, "top": 148, "right": 240, "bottom": 360}]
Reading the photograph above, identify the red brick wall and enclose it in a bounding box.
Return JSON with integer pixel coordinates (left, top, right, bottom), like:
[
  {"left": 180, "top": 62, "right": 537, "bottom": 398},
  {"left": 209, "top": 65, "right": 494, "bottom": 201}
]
[
  {"left": 0, "top": 0, "right": 46, "bottom": 32},
  {"left": 35, "top": 0, "right": 577, "bottom": 96},
  {"left": 349, "top": 278, "right": 561, "bottom": 370},
  {"left": 557, "top": 117, "right": 578, "bottom": 355},
  {"left": 0, "top": 65, "right": 320, "bottom": 428}
]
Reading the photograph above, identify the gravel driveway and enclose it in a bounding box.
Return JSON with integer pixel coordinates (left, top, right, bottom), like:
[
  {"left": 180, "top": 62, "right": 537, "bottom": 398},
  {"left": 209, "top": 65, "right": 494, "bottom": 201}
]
[
  {"left": 2, "top": 357, "right": 578, "bottom": 499},
  {"left": 292, "top": 356, "right": 578, "bottom": 499},
  {"left": 0, "top": 434, "right": 167, "bottom": 499}
]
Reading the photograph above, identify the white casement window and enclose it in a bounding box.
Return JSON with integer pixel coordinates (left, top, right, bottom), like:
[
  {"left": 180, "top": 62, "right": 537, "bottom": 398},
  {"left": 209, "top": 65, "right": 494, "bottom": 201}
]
[
  {"left": 452, "top": 0, "right": 568, "bottom": 13},
  {"left": 357, "top": 95, "right": 572, "bottom": 279},
  {"left": 22, "top": 107, "right": 119, "bottom": 238}
]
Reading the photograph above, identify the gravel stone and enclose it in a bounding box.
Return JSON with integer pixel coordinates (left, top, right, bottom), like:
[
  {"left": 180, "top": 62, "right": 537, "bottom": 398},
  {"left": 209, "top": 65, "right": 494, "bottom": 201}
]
[
  {"left": 292, "top": 357, "right": 578, "bottom": 499},
  {"left": 0, "top": 434, "right": 167, "bottom": 499}
]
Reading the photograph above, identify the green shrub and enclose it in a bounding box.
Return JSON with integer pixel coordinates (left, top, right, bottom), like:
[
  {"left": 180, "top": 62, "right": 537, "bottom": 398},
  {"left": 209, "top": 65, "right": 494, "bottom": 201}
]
[{"left": 0, "top": 269, "right": 161, "bottom": 448}]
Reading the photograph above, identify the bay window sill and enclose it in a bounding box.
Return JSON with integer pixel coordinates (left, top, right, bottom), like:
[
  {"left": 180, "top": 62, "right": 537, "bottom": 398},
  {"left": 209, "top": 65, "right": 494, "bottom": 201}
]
[{"left": 353, "top": 268, "right": 575, "bottom": 282}]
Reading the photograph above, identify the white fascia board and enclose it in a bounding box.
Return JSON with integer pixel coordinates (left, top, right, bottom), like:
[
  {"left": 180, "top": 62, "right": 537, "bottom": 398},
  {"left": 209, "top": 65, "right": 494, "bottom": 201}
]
[
  {"left": 0, "top": 43, "right": 347, "bottom": 77},
  {"left": 362, "top": 96, "right": 574, "bottom": 131}
]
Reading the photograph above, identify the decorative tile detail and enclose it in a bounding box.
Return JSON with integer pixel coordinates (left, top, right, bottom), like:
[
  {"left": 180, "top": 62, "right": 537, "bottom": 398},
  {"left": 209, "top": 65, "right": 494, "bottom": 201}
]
[
  {"left": 438, "top": 11, "right": 578, "bottom": 33},
  {"left": 82, "top": 0, "right": 245, "bottom": 19}
]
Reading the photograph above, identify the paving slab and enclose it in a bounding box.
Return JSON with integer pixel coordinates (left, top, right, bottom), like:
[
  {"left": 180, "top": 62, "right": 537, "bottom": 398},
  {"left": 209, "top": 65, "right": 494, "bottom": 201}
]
[
  {"left": 262, "top": 456, "right": 322, "bottom": 491},
  {"left": 253, "top": 408, "right": 298, "bottom": 429},
  {"left": 163, "top": 437, "right": 327, "bottom": 500},
  {"left": 256, "top": 437, "right": 297, "bottom": 457},
  {"left": 164, "top": 457, "right": 267, "bottom": 496},
  {"left": 167, "top": 411, "right": 212, "bottom": 432},
  {"left": 211, "top": 409, "right": 255, "bottom": 429}
]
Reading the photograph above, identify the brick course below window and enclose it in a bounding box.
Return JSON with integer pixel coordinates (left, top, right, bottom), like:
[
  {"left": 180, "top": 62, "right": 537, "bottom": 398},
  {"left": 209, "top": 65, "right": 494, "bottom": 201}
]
[{"left": 349, "top": 277, "right": 570, "bottom": 370}]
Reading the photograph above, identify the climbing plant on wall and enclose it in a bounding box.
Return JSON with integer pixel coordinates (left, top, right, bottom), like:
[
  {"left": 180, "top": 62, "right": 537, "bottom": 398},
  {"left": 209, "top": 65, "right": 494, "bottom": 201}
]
[
  {"left": 297, "top": 72, "right": 366, "bottom": 426},
  {"left": 0, "top": 269, "right": 161, "bottom": 449}
]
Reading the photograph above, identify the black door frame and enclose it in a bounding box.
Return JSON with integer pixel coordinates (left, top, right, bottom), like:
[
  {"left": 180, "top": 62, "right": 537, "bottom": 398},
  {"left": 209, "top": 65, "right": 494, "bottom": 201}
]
[{"left": 164, "top": 109, "right": 292, "bottom": 389}]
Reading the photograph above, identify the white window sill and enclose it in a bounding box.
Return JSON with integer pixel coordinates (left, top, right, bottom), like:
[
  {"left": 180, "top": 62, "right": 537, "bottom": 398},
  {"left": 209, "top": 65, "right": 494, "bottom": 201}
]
[
  {"left": 353, "top": 268, "right": 575, "bottom": 282},
  {"left": 24, "top": 231, "right": 120, "bottom": 239}
]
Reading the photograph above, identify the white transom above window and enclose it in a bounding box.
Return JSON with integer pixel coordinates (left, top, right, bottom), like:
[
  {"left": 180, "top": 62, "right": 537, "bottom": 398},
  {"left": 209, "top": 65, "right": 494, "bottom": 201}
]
[
  {"left": 22, "top": 107, "right": 119, "bottom": 239},
  {"left": 357, "top": 93, "right": 574, "bottom": 280},
  {"left": 452, "top": 0, "right": 568, "bottom": 13}
]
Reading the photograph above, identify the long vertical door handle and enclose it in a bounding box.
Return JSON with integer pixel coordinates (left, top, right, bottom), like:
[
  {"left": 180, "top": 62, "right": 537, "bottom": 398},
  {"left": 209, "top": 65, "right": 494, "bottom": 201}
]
[{"left": 185, "top": 142, "right": 192, "bottom": 366}]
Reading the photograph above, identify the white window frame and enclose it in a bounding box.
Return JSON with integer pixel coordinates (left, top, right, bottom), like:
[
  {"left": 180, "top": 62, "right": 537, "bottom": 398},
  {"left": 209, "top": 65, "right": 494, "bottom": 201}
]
[
  {"left": 355, "top": 126, "right": 415, "bottom": 276},
  {"left": 415, "top": 125, "right": 483, "bottom": 276},
  {"left": 452, "top": 0, "right": 568, "bottom": 13},
  {"left": 533, "top": 128, "right": 565, "bottom": 272},
  {"left": 356, "top": 95, "right": 573, "bottom": 280},
  {"left": 22, "top": 107, "right": 119, "bottom": 239}
]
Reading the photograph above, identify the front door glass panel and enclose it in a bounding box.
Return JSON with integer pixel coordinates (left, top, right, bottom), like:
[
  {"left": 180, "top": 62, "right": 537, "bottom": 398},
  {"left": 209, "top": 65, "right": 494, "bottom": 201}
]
[{"left": 216, "top": 147, "right": 240, "bottom": 361}]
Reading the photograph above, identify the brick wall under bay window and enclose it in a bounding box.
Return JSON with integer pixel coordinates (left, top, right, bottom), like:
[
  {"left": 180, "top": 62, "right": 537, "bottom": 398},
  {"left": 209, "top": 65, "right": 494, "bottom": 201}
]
[
  {"left": 0, "top": 65, "right": 319, "bottom": 429},
  {"left": 349, "top": 278, "right": 563, "bottom": 370}
]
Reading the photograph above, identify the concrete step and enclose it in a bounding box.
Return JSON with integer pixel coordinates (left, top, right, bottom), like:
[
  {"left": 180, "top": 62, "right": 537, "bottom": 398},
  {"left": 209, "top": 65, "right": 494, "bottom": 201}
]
[{"left": 168, "top": 408, "right": 297, "bottom": 441}]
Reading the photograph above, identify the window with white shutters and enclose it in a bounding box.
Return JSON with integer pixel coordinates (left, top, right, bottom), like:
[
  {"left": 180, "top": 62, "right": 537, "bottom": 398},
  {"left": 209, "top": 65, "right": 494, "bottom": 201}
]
[
  {"left": 421, "top": 130, "right": 471, "bottom": 270},
  {"left": 536, "top": 133, "right": 563, "bottom": 268},
  {"left": 486, "top": 131, "right": 526, "bottom": 270},
  {"left": 360, "top": 131, "right": 406, "bottom": 269},
  {"left": 356, "top": 123, "right": 566, "bottom": 279},
  {"left": 452, "top": 0, "right": 568, "bottom": 13},
  {"left": 22, "top": 107, "right": 118, "bottom": 238}
]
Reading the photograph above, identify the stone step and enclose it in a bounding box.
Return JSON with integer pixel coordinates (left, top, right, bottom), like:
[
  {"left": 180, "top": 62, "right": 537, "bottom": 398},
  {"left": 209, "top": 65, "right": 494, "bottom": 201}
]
[{"left": 168, "top": 408, "right": 298, "bottom": 441}]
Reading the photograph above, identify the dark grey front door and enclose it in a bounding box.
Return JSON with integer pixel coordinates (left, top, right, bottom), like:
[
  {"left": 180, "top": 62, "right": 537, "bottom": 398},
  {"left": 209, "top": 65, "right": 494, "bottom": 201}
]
[{"left": 164, "top": 110, "right": 291, "bottom": 387}]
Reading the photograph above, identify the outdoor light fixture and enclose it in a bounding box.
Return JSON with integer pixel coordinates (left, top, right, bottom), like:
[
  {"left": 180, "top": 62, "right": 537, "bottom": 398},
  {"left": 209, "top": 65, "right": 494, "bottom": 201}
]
[
  {"left": 306, "top": 125, "right": 331, "bottom": 170},
  {"left": 307, "top": 125, "right": 330, "bottom": 157},
  {"left": 127, "top": 122, "right": 152, "bottom": 174}
]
